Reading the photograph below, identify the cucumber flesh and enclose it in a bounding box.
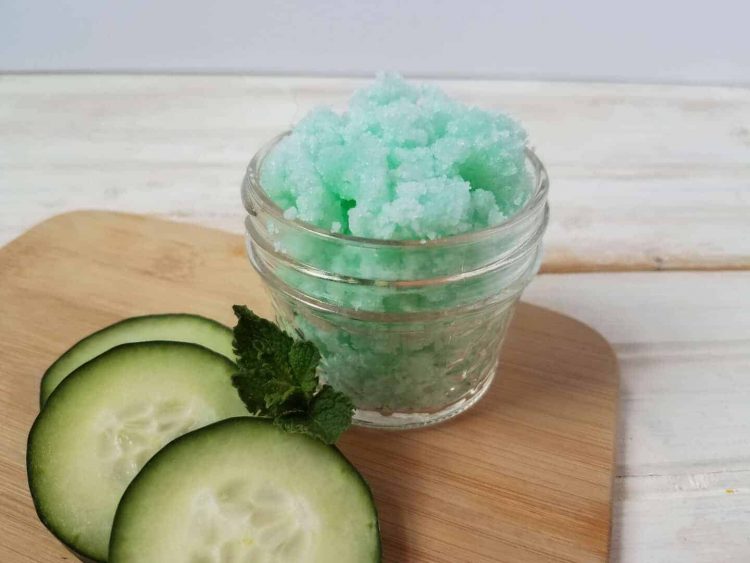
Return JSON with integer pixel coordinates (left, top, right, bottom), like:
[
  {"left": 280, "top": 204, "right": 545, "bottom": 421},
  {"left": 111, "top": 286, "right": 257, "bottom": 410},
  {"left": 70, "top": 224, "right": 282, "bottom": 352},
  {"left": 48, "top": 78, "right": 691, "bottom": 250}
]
[
  {"left": 109, "top": 418, "right": 380, "bottom": 563},
  {"left": 27, "top": 342, "right": 248, "bottom": 562},
  {"left": 40, "top": 313, "right": 234, "bottom": 406}
]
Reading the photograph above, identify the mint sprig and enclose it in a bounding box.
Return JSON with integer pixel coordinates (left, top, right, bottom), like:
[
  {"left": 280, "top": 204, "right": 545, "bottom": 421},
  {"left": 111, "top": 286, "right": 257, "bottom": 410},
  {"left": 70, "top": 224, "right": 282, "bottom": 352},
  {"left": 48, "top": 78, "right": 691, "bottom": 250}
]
[{"left": 231, "top": 305, "right": 354, "bottom": 444}]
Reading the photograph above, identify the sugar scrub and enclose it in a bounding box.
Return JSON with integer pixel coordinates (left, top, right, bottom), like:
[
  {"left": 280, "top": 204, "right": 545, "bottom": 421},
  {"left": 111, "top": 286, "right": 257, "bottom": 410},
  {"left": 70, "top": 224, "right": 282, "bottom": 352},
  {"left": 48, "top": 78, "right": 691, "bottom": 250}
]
[
  {"left": 242, "top": 75, "right": 549, "bottom": 428},
  {"left": 261, "top": 74, "right": 531, "bottom": 241}
]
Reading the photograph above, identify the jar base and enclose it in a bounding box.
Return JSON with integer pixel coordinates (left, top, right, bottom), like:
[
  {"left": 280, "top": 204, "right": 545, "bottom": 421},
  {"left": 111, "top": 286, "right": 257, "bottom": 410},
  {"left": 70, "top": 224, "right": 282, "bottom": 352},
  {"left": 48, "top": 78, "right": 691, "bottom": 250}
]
[{"left": 352, "top": 367, "right": 497, "bottom": 430}]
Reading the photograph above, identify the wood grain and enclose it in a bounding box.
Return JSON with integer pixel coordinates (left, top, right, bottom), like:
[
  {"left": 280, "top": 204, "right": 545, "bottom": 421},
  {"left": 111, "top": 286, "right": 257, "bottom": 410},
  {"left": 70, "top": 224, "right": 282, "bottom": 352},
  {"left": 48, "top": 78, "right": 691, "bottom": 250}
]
[
  {"left": 0, "top": 211, "right": 619, "bottom": 563},
  {"left": 0, "top": 75, "right": 748, "bottom": 271},
  {"left": 524, "top": 272, "right": 750, "bottom": 563}
]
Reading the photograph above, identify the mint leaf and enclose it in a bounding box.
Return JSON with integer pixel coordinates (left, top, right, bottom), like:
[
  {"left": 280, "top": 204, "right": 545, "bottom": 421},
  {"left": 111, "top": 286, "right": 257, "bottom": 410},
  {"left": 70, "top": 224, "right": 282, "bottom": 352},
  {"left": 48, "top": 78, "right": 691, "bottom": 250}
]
[
  {"left": 231, "top": 305, "right": 354, "bottom": 444},
  {"left": 231, "top": 368, "right": 268, "bottom": 415},
  {"left": 288, "top": 340, "right": 320, "bottom": 397},
  {"left": 232, "top": 305, "right": 292, "bottom": 377},
  {"left": 273, "top": 412, "right": 312, "bottom": 436},
  {"left": 272, "top": 386, "right": 354, "bottom": 444},
  {"left": 307, "top": 385, "right": 355, "bottom": 444}
]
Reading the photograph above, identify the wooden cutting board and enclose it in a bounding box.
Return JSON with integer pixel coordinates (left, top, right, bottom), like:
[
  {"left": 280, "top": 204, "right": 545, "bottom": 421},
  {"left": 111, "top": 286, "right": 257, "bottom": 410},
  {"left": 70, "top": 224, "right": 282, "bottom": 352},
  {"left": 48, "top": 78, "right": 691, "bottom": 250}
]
[{"left": 0, "top": 211, "right": 618, "bottom": 563}]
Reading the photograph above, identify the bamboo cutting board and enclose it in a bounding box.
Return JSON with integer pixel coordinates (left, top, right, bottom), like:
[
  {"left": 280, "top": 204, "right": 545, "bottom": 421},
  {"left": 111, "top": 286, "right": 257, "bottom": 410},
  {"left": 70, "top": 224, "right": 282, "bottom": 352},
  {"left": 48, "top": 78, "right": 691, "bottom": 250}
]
[{"left": 0, "top": 211, "right": 618, "bottom": 563}]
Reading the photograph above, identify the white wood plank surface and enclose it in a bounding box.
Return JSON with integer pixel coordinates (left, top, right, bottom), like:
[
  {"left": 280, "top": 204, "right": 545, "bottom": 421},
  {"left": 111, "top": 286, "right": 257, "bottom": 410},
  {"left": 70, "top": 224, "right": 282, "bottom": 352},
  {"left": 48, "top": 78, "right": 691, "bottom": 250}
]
[
  {"left": 1, "top": 75, "right": 748, "bottom": 271},
  {"left": 1, "top": 75, "right": 749, "bottom": 562},
  {"left": 525, "top": 272, "right": 750, "bottom": 563}
]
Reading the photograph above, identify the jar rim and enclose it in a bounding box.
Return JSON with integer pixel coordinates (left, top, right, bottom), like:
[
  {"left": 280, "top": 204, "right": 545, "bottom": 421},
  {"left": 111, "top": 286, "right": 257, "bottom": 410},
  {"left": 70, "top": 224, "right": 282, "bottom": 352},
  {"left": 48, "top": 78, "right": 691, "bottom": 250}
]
[
  {"left": 242, "top": 132, "right": 549, "bottom": 249},
  {"left": 249, "top": 245, "right": 534, "bottom": 323}
]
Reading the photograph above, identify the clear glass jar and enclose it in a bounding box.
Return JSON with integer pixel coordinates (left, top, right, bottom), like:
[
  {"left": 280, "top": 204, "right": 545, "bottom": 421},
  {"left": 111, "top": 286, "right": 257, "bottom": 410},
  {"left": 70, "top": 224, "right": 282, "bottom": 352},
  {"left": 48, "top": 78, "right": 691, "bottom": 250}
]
[{"left": 242, "top": 134, "right": 549, "bottom": 429}]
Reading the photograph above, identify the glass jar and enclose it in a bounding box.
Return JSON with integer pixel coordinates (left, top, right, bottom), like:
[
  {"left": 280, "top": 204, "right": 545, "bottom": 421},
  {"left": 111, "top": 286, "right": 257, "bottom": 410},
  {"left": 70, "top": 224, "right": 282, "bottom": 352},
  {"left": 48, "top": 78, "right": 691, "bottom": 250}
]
[{"left": 242, "top": 134, "right": 549, "bottom": 429}]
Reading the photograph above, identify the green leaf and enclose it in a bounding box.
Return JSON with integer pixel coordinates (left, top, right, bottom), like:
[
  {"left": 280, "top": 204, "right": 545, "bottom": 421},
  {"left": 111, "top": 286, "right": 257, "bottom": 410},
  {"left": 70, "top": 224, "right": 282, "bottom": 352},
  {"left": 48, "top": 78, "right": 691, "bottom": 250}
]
[
  {"left": 273, "top": 412, "right": 311, "bottom": 436},
  {"left": 231, "top": 305, "right": 354, "bottom": 444},
  {"left": 307, "top": 385, "right": 355, "bottom": 444},
  {"left": 232, "top": 305, "right": 292, "bottom": 375},
  {"left": 271, "top": 386, "right": 354, "bottom": 444},
  {"left": 231, "top": 371, "right": 267, "bottom": 414},
  {"left": 288, "top": 340, "right": 320, "bottom": 398}
]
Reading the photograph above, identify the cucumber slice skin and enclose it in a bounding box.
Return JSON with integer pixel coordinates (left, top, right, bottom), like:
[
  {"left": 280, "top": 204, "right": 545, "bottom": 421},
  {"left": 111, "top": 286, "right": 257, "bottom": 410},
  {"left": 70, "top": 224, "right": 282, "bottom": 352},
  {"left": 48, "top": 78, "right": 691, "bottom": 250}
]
[
  {"left": 109, "top": 418, "right": 382, "bottom": 563},
  {"left": 62, "top": 544, "right": 100, "bottom": 563},
  {"left": 40, "top": 313, "right": 234, "bottom": 407},
  {"left": 27, "top": 341, "right": 248, "bottom": 562}
]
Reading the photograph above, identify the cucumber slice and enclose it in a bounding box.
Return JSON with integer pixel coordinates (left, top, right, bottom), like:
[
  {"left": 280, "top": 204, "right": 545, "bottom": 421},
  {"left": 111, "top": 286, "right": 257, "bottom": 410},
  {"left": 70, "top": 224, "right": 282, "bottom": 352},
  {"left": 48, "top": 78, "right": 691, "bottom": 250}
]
[
  {"left": 110, "top": 418, "right": 380, "bottom": 563},
  {"left": 27, "top": 342, "right": 248, "bottom": 562},
  {"left": 40, "top": 313, "right": 233, "bottom": 406}
]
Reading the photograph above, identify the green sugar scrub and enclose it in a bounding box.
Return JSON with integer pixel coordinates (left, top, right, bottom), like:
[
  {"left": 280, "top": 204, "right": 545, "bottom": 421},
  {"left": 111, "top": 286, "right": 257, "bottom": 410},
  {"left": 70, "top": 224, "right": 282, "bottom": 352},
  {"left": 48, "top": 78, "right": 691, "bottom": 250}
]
[
  {"left": 261, "top": 74, "right": 531, "bottom": 240},
  {"left": 242, "top": 75, "right": 549, "bottom": 428}
]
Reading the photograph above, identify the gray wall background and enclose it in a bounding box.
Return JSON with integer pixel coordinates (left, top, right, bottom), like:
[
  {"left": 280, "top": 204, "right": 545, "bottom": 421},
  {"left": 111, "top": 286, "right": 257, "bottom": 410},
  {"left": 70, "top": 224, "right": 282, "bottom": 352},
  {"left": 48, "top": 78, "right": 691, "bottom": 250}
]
[{"left": 2, "top": 0, "right": 749, "bottom": 85}]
